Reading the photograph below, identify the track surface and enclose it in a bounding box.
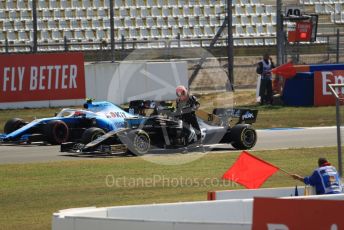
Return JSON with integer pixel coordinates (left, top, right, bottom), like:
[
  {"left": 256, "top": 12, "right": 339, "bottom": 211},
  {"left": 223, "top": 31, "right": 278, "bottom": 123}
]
[{"left": 0, "top": 126, "right": 337, "bottom": 164}]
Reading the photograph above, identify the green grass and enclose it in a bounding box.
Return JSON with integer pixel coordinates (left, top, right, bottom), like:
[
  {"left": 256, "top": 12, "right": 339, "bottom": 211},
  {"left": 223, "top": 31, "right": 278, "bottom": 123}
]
[{"left": 0, "top": 147, "right": 340, "bottom": 230}]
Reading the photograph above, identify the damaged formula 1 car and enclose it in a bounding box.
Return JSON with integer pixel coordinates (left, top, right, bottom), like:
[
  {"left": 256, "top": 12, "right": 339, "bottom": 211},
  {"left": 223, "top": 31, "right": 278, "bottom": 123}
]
[
  {"left": 0, "top": 100, "right": 137, "bottom": 145},
  {"left": 61, "top": 101, "right": 258, "bottom": 156}
]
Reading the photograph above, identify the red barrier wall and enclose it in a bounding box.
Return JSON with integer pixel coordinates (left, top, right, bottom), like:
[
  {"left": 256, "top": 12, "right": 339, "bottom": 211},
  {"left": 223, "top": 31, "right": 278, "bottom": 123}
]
[
  {"left": 0, "top": 52, "right": 85, "bottom": 103},
  {"left": 314, "top": 70, "right": 344, "bottom": 106}
]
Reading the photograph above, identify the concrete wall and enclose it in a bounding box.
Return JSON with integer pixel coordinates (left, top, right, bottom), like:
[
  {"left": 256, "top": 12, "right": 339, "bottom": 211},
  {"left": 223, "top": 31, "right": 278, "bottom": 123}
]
[
  {"left": 0, "top": 61, "right": 188, "bottom": 109},
  {"left": 208, "top": 186, "right": 306, "bottom": 200},
  {"left": 52, "top": 194, "right": 344, "bottom": 230}
]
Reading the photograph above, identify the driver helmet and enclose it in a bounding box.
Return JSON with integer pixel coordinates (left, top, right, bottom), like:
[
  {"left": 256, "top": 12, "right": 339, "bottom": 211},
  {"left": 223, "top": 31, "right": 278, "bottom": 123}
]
[{"left": 176, "top": 85, "right": 188, "bottom": 101}]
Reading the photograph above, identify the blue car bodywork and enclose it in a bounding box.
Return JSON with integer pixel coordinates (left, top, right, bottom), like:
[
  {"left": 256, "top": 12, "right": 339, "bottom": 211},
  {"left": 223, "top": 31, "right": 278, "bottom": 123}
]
[{"left": 0, "top": 101, "right": 138, "bottom": 144}]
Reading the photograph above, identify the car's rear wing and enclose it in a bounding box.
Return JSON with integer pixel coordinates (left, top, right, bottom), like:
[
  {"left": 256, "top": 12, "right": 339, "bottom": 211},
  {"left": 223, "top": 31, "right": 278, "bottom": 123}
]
[{"left": 212, "top": 108, "right": 258, "bottom": 124}]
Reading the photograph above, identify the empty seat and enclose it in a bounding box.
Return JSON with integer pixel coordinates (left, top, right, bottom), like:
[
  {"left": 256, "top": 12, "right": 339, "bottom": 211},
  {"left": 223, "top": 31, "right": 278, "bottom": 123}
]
[
  {"left": 204, "top": 25, "right": 214, "bottom": 37},
  {"left": 140, "top": 28, "right": 150, "bottom": 39},
  {"left": 256, "top": 24, "right": 266, "bottom": 35},
  {"left": 59, "top": 20, "right": 69, "bottom": 29},
  {"left": 50, "top": 0, "right": 59, "bottom": 8},
  {"left": 151, "top": 27, "right": 160, "bottom": 39},
  {"left": 129, "top": 28, "right": 138, "bottom": 39},
  {"left": 194, "top": 26, "right": 203, "bottom": 37},
  {"left": 262, "top": 14, "right": 271, "bottom": 24},
  {"left": 93, "top": 0, "right": 103, "bottom": 7},
  {"left": 235, "top": 25, "right": 245, "bottom": 36},
  {"left": 60, "top": 0, "right": 69, "bottom": 8},
  {"left": 120, "top": 7, "right": 128, "bottom": 17},
  {"left": 38, "top": 0, "right": 48, "bottom": 9},
  {"left": 92, "top": 18, "right": 101, "bottom": 28},
  {"left": 14, "top": 20, "right": 25, "bottom": 30},
  {"left": 124, "top": 17, "right": 132, "bottom": 27},
  {"left": 54, "top": 9, "right": 63, "bottom": 19},
  {"left": 235, "top": 5, "right": 244, "bottom": 15},
  {"left": 136, "top": 0, "right": 145, "bottom": 7},
  {"left": 72, "top": 0, "right": 82, "bottom": 8},
  {"left": 114, "top": 18, "right": 122, "bottom": 28},
  {"left": 85, "top": 29, "right": 95, "bottom": 40},
  {"left": 141, "top": 7, "right": 149, "bottom": 17},
  {"left": 130, "top": 8, "right": 138, "bottom": 18},
  {"left": 194, "top": 5, "right": 201, "bottom": 16},
  {"left": 157, "top": 17, "right": 167, "bottom": 27},
  {"left": 113, "top": 0, "right": 121, "bottom": 7},
  {"left": 18, "top": 30, "right": 29, "bottom": 41},
  {"left": 246, "top": 5, "right": 255, "bottom": 15},
  {"left": 4, "top": 21, "right": 14, "bottom": 30},
  {"left": 172, "top": 27, "right": 180, "bottom": 38},
  {"left": 81, "top": 18, "right": 90, "bottom": 28},
  {"left": 266, "top": 24, "right": 275, "bottom": 35},
  {"left": 74, "top": 29, "right": 85, "bottom": 40},
  {"left": 9, "top": 10, "right": 19, "bottom": 19},
  {"left": 178, "top": 17, "right": 187, "bottom": 27},
  {"left": 136, "top": 18, "right": 144, "bottom": 27},
  {"left": 87, "top": 8, "right": 96, "bottom": 18},
  {"left": 97, "top": 8, "right": 107, "bottom": 18},
  {"left": 168, "top": 0, "right": 177, "bottom": 5},
  {"left": 17, "top": 0, "right": 28, "bottom": 9},
  {"left": 52, "top": 29, "right": 63, "bottom": 41},
  {"left": 76, "top": 8, "right": 86, "bottom": 18},
  {"left": 162, "top": 6, "right": 170, "bottom": 17},
  {"left": 246, "top": 25, "right": 256, "bottom": 36},
  {"left": 161, "top": 27, "right": 171, "bottom": 38},
  {"left": 96, "top": 29, "right": 108, "bottom": 40},
  {"left": 103, "top": 18, "right": 110, "bottom": 28},
  {"left": 37, "top": 20, "right": 47, "bottom": 29},
  {"left": 241, "top": 15, "right": 251, "bottom": 25},
  {"left": 209, "top": 16, "right": 219, "bottom": 26},
  {"left": 256, "top": 5, "right": 265, "bottom": 14},
  {"left": 48, "top": 19, "right": 58, "bottom": 29},
  {"left": 172, "top": 6, "right": 182, "bottom": 17},
  {"left": 204, "top": 5, "right": 212, "bottom": 16},
  {"left": 168, "top": 17, "right": 177, "bottom": 27},
  {"left": 65, "top": 9, "right": 75, "bottom": 18},
  {"left": 183, "top": 6, "right": 191, "bottom": 17},
  {"left": 0, "top": 31, "right": 5, "bottom": 41},
  {"left": 63, "top": 30, "right": 73, "bottom": 40},
  {"left": 146, "top": 17, "right": 155, "bottom": 27},
  {"left": 189, "top": 17, "right": 197, "bottom": 27},
  {"left": 71, "top": 19, "right": 80, "bottom": 28},
  {"left": 83, "top": 0, "right": 91, "bottom": 7},
  {"left": 251, "top": 15, "right": 261, "bottom": 24},
  {"left": 315, "top": 3, "right": 326, "bottom": 14},
  {"left": 182, "top": 27, "right": 192, "bottom": 37},
  {"left": 265, "top": 5, "right": 274, "bottom": 15},
  {"left": 39, "top": 30, "right": 51, "bottom": 42}
]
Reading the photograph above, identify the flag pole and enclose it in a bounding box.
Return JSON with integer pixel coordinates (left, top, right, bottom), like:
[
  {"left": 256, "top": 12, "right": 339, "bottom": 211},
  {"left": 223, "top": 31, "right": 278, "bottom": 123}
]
[{"left": 278, "top": 167, "right": 293, "bottom": 176}]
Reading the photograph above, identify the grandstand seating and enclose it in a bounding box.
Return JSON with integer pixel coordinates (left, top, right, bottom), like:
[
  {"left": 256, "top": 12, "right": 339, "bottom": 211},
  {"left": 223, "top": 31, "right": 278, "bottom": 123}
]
[{"left": 0, "top": 0, "right": 342, "bottom": 50}]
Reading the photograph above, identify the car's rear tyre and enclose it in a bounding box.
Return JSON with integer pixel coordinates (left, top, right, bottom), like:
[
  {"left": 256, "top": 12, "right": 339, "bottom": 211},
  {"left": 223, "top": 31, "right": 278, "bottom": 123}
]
[
  {"left": 44, "top": 120, "right": 69, "bottom": 145},
  {"left": 126, "top": 130, "right": 150, "bottom": 156},
  {"left": 81, "top": 127, "right": 106, "bottom": 144},
  {"left": 230, "top": 124, "right": 257, "bottom": 150},
  {"left": 4, "top": 118, "right": 26, "bottom": 134}
]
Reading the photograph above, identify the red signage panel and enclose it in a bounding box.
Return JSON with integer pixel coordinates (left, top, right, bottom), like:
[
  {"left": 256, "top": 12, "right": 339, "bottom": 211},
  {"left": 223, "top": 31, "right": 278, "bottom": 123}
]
[
  {"left": 0, "top": 52, "right": 85, "bottom": 103},
  {"left": 252, "top": 197, "right": 344, "bottom": 230},
  {"left": 314, "top": 70, "right": 344, "bottom": 106}
]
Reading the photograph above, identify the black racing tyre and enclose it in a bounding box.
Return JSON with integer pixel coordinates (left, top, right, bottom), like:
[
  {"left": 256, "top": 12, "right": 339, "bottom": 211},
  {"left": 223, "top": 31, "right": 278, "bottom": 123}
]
[
  {"left": 44, "top": 120, "right": 69, "bottom": 145},
  {"left": 126, "top": 130, "right": 150, "bottom": 156},
  {"left": 81, "top": 127, "right": 106, "bottom": 144},
  {"left": 4, "top": 118, "right": 26, "bottom": 134},
  {"left": 230, "top": 124, "right": 257, "bottom": 150}
]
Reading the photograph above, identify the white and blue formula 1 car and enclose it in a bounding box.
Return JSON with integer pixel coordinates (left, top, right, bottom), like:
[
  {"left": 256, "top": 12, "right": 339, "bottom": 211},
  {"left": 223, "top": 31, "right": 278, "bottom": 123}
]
[
  {"left": 0, "top": 100, "right": 138, "bottom": 145},
  {"left": 61, "top": 101, "right": 259, "bottom": 156}
]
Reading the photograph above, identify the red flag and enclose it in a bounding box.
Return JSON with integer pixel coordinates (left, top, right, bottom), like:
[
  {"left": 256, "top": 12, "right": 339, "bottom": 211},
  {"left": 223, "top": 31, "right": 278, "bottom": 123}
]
[
  {"left": 271, "top": 62, "right": 296, "bottom": 79},
  {"left": 222, "top": 151, "right": 279, "bottom": 189}
]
